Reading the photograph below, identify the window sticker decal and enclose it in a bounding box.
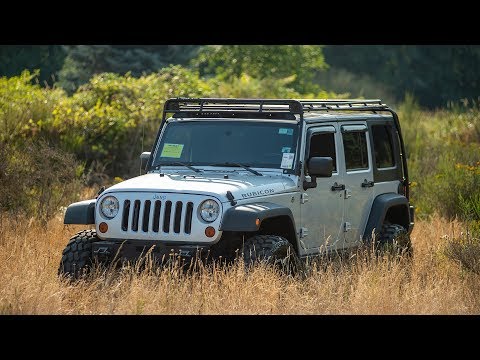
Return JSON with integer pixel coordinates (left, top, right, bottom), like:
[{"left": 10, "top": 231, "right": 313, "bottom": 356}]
[
  {"left": 160, "top": 143, "right": 184, "bottom": 158},
  {"left": 280, "top": 153, "right": 295, "bottom": 169},
  {"left": 278, "top": 128, "right": 293, "bottom": 135}
]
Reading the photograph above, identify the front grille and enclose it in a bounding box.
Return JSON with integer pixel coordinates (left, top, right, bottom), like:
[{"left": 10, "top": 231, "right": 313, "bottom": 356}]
[{"left": 121, "top": 199, "right": 194, "bottom": 234}]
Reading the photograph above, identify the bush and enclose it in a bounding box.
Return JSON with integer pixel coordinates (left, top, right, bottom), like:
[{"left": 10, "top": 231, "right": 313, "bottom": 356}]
[
  {"left": 49, "top": 66, "right": 215, "bottom": 177},
  {"left": 0, "top": 141, "right": 84, "bottom": 225},
  {"left": 399, "top": 96, "right": 480, "bottom": 224},
  {"left": 0, "top": 70, "right": 65, "bottom": 144}
]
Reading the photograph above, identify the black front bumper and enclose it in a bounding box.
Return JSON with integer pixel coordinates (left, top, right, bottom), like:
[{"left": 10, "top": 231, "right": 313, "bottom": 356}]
[{"left": 92, "top": 240, "right": 211, "bottom": 263}]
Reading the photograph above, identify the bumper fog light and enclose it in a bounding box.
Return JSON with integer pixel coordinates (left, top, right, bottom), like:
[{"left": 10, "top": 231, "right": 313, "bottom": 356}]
[
  {"left": 99, "top": 222, "right": 108, "bottom": 233},
  {"left": 205, "top": 226, "right": 215, "bottom": 238}
]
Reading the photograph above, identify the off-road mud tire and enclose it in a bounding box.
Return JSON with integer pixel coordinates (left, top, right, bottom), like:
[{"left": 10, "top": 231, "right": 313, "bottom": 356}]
[
  {"left": 243, "top": 235, "right": 302, "bottom": 275},
  {"left": 378, "top": 222, "right": 413, "bottom": 257},
  {"left": 58, "top": 229, "right": 97, "bottom": 279}
]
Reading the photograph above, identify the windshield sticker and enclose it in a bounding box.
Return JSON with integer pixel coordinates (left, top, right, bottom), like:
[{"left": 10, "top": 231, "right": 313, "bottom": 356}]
[
  {"left": 278, "top": 128, "right": 294, "bottom": 136},
  {"left": 161, "top": 143, "right": 184, "bottom": 158},
  {"left": 281, "top": 153, "right": 295, "bottom": 169},
  {"left": 281, "top": 146, "right": 291, "bottom": 153}
]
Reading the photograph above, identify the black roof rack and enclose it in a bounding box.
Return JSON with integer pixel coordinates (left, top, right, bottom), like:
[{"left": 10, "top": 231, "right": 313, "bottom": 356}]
[{"left": 162, "top": 97, "right": 390, "bottom": 122}]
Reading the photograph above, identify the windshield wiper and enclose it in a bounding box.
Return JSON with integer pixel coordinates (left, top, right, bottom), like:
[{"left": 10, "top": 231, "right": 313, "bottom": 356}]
[
  {"left": 208, "top": 162, "right": 263, "bottom": 176},
  {"left": 160, "top": 162, "right": 201, "bottom": 173}
]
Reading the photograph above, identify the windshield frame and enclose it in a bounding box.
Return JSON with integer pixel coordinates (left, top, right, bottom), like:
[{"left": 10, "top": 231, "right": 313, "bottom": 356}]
[{"left": 149, "top": 118, "right": 301, "bottom": 175}]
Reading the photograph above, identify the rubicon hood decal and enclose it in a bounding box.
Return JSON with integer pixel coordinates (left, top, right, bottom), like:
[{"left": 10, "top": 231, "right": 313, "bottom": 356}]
[{"left": 240, "top": 188, "right": 275, "bottom": 199}]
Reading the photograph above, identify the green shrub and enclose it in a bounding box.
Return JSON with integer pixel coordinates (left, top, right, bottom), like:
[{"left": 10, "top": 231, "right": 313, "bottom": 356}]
[
  {"left": 0, "top": 70, "right": 65, "bottom": 144},
  {"left": 399, "top": 96, "right": 480, "bottom": 223},
  {"left": 49, "top": 66, "right": 214, "bottom": 177},
  {"left": 0, "top": 141, "right": 84, "bottom": 225}
]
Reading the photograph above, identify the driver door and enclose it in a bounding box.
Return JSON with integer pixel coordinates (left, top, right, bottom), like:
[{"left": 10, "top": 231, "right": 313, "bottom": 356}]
[{"left": 300, "top": 124, "right": 345, "bottom": 255}]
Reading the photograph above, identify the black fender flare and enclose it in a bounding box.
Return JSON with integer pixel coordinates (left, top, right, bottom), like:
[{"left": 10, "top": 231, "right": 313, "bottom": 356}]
[
  {"left": 64, "top": 199, "right": 96, "bottom": 225},
  {"left": 363, "top": 193, "right": 410, "bottom": 241},
  {"left": 220, "top": 202, "right": 296, "bottom": 232}
]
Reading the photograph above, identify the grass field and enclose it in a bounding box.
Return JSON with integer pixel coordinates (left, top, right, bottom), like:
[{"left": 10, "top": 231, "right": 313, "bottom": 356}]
[{"left": 1, "top": 212, "right": 479, "bottom": 315}]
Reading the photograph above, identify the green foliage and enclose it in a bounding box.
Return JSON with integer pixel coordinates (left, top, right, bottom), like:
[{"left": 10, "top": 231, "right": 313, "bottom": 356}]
[
  {"left": 57, "top": 45, "right": 200, "bottom": 93},
  {"left": 323, "top": 45, "right": 480, "bottom": 108},
  {"left": 0, "top": 141, "right": 84, "bottom": 225},
  {"left": 51, "top": 66, "right": 214, "bottom": 177},
  {"left": 212, "top": 73, "right": 343, "bottom": 99},
  {"left": 399, "top": 97, "right": 480, "bottom": 227},
  {"left": 0, "top": 45, "right": 66, "bottom": 86},
  {"left": 192, "top": 45, "right": 327, "bottom": 93},
  {"left": 0, "top": 70, "right": 66, "bottom": 144}
]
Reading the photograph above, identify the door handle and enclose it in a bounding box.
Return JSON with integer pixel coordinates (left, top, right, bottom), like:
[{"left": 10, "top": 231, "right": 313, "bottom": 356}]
[
  {"left": 331, "top": 182, "right": 345, "bottom": 191},
  {"left": 361, "top": 179, "right": 375, "bottom": 188}
]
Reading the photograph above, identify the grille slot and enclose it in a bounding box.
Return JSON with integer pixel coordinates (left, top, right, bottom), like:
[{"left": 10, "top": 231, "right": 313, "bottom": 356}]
[
  {"left": 184, "top": 202, "right": 193, "bottom": 234},
  {"left": 163, "top": 201, "right": 172, "bottom": 233},
  {"left": 122, "top": 200, "right": 131, "bottom": 231},
  {"left": 174, "top": 201, "right": 183, "bottom": 233},
  {"left": 120, "top": 198, "right": 195, "bottom": 235},
  {"left": 152, "top": 200, "right": 161, "bottom": 232},
  {"left": 142, "top": 200, "right": 151, "bottom": 232},
  {"left": 132, "top": 200, "right": 141, "bottom": 231}
]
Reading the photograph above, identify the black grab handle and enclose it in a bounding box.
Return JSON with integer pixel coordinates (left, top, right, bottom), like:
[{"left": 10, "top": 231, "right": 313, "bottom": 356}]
[
  {"left": 331, "top": 182, "right": 345, "bottom": 191},
  {"left": 361, "top": 180, "right": 375, "bottom": 188}
]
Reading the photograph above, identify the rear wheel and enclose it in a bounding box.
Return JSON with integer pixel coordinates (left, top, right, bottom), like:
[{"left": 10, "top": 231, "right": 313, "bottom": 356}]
[
  {"left": 243, "top": 235, "right": 302, "bottom": 275},
  {"left": 378, "top": 223, "right": 413, "bottom": 257},
  {"left": 58, "top": 230, "right": 98, "bottom": 279}
]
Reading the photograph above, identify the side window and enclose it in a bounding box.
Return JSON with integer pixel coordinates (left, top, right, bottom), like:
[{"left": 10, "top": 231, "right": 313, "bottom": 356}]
[
  {"left": 372, "top": 125, "right": 395, "bottom": 168},
  {"left": 309, "top": 132, "right": 337, "bottom": 172},
  {"left": 343, "top": 131, "right": 369, "bottom": 171}
]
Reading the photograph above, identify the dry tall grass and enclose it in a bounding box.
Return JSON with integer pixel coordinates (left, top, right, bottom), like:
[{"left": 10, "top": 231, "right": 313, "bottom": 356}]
[{"left": 1, "top": 212, "right": 479, "bottom": 314}]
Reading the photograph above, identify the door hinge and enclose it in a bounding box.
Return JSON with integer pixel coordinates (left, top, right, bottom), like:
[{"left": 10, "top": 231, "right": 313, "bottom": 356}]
[
  {"left": 344, "top": 189, "right": 352, "bottom": 199},
  {"left": 301, "top": 193, "right": 309, "bottom": 204},
  {"left": 344, "top": 222, "right": 351, "bottom": 232},
  {"left": 299, "top": 227, "right": 309, "bottom": 238}
]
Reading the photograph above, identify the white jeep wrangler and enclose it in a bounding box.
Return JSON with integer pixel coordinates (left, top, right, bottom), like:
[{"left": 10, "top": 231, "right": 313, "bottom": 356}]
[{"left": 59, "top": 98, "right": 414, "bottom": 278}]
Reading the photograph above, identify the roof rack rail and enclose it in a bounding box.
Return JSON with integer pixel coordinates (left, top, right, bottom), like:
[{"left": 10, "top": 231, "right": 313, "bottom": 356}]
[{"left": 161, "top": 97, "right": 390, "bottom": 122}]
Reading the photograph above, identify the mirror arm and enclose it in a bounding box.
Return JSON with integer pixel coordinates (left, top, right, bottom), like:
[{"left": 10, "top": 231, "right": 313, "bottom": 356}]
[{"left": 303, "top": 175, "right": 317, "bottom": 190}]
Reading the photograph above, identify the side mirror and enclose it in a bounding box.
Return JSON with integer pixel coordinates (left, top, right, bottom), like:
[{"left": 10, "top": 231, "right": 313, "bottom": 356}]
[
  {"left": 140, "top": 152, "right": 151, "bottom": 172},
  {"left": 307, "top": 157, "right": 333, "bottom": 177},
  {"left": 303, "top": 157, "right": 333, "bottom": 190}
]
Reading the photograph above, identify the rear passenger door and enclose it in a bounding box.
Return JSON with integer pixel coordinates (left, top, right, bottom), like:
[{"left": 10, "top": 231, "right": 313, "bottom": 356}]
[
  {"left": 301, "top": 124, "right": 344, "bottom": 254},
  {"left": 340, "top": 123, "right": 374, "bottom": 245}
]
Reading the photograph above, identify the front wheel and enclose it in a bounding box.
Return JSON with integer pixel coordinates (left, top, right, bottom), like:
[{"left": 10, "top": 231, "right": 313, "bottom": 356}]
[
  {"left": 58, "top": 229, "right": 98, "bottom": 279},
  {"left": 243, "top": 235, "right": 302, "bottom": 275}
]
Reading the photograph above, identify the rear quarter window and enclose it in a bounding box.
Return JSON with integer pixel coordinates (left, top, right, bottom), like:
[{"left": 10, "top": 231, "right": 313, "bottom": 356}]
[{"left": 372, "top": 125, "right": 395, "bottom": 168}]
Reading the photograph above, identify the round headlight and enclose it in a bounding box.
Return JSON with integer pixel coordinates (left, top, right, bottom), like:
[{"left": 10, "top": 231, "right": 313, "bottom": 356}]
[
  {"left": 199, "top": 199, "right": 220, "bottom": 222},
  {"left": 100, "top": 195, "right": 119, "bottom": 219}
]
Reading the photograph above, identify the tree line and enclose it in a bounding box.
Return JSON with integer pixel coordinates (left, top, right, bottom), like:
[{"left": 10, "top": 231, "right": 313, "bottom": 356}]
[{"left": 1, "top": 45, "right": 479, "bottom": 108}]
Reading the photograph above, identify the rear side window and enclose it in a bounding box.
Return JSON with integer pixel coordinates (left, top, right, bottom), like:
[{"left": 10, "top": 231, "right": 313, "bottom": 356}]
[
  {"left": 343, "top": 132, "right": 369, "bottom": 171},
  {"left": 372, "top": 125, "right": 395, "bottom": 168}
]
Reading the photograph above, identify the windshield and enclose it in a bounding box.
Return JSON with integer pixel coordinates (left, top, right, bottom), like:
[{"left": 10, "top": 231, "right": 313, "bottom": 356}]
[{"left": 152, "top": 120, "right": 299, "bottom": 173}]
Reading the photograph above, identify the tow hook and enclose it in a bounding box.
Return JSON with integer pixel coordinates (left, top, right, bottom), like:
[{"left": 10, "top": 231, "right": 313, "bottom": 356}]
[{"left": 93, "top": 247, "right": 111, "bottom": 260}]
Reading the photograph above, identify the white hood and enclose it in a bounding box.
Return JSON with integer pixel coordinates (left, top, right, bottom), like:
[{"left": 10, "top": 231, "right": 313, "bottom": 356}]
[{"left": 105, "top": 171, "right": 297, "bottom": 202}]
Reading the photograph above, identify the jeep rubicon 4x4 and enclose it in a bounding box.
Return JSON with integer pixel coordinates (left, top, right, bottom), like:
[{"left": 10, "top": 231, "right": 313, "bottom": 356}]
[{"left": 59, "top": 98, "right": 414, "bottom": 278}]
